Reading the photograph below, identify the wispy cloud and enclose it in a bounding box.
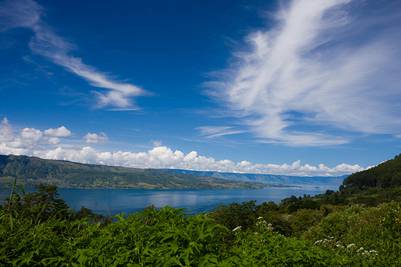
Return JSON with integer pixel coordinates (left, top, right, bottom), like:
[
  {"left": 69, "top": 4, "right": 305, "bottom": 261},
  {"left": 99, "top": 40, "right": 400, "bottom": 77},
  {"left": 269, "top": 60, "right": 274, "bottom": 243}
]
[
  {"left": 197, "top": 126, "right": 245, "bottom": 139},
  {"left": 0, "top": 0, "right": 147, "bottom": 108},
  {"left": 209, "top": 0, "right": 401, "bottom": 146},
  {"left": 0, "top": 118, "right": 366, "bottom": 176}
]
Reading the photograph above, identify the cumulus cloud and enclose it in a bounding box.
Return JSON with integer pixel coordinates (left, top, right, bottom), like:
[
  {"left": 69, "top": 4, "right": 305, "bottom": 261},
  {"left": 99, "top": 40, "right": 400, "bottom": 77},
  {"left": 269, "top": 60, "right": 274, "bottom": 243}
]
[
  {"left": 209, "top": 0, "right": 401, "bottom": 146},
  {"left": 44, "top": 126, "right": 71, "bottom": 137},
  {"left": 0, "top": 0, "right": 147, "bottom": 108},
  {"left": 0, "top": 118, "right": 13, "bottom": 141},
  {"left": 20, "top": 128, "right": 42, "bottom": 145},
  {"left": 84, "top": 132, "right": 108, "bottom": 144},
  {"left": 47, "top": 137, "right": 60, "bottom": 145},
  {"left": 0, "top": 118, "right": 366, "bottom": 176},
  {"left": 0, "top": 118, "right": 72, "bottom": 152},
  {"left": 30, "top": 145, "right": 366, "bottom": 176}
]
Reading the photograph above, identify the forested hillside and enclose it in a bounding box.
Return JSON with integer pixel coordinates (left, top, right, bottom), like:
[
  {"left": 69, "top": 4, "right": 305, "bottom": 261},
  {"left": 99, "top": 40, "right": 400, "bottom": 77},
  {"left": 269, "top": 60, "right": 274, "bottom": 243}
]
[
  {"left": 0, "top": 155, "right": 263, "bottom": 189},
  {"left": 343, "top": 154, "right": 401, "bottom": 189}
]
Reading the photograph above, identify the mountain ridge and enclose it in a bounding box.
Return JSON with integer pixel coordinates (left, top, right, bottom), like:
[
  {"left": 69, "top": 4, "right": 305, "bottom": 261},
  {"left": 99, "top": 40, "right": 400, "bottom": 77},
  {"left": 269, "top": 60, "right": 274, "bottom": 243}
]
[
  {"left": 167, "top": 169, "right": 345, "bottom": 190},
  {"left": 0, "top": 154, "right": 264, "bottom": 189}
]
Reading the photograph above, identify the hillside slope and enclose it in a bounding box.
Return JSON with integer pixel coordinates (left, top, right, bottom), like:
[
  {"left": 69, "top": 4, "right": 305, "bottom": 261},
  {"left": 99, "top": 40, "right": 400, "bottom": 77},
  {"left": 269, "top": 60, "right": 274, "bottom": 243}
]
[
  {"left": 343, "top": 154, "right": 401, "bottom": 189},
  {"left": 170, "top": 169, "right": 344, "bottom": 189},
  {"left": 0, "top": 155, "right": 263, "bottom": 189}
]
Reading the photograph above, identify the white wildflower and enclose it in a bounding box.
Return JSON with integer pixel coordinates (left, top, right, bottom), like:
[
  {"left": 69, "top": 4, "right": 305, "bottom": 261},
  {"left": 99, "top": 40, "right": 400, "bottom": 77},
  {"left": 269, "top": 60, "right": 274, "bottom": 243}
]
[{"left": 232, "top": 226, "right": 242, "bottom": 232}]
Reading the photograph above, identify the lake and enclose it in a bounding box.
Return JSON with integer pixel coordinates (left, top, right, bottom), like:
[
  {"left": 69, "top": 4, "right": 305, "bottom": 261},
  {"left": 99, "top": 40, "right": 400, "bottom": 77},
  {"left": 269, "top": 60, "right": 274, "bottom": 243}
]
[{"left": 0, "top": 186, "right": 330, "bottom": 215}]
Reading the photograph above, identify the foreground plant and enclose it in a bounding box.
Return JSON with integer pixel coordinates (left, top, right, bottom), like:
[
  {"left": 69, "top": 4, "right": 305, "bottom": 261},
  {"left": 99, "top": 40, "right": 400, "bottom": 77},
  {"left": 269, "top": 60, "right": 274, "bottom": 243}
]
[{"left": 2, "top": 185, "right": 401, "bottom": 266}]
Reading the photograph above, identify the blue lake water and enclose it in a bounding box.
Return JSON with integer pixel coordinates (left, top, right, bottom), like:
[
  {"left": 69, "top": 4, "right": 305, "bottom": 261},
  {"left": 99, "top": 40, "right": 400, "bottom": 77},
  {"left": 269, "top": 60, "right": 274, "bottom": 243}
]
[{"left": 1, "top": 186, "right": 328, "bottom": 215}]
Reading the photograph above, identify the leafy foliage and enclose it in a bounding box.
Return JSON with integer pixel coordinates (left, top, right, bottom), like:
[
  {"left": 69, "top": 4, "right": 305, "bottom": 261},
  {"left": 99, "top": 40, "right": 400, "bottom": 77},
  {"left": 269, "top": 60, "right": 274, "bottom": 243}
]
[
  {"left": 303, "top": 202, "right": 401, "bottom": 266},
  {"left": 2, "top": 185, "right": 401, "bottom": 265}
]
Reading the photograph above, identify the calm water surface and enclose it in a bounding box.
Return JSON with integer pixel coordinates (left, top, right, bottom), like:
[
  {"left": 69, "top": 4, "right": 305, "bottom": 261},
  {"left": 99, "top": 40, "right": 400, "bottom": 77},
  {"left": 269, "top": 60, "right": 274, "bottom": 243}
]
[{"left": 1, "top": 186, "right": 327, "bottom": 215}]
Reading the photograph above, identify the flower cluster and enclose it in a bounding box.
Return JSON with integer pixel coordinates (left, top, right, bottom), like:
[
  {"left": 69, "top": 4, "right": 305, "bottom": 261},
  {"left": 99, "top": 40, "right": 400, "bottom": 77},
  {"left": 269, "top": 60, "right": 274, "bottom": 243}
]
[
  {"left": 314, "top": 238, "right": 378, "bottom": 257},
  {"left": 313, "top": 236, "right": 335, "bottom": 245},
  {"left": 356, "top": 247, "right": 378, "bottom": 257},
  {"left": 256, "top": 216, "right": 274, "bottom": 231}
]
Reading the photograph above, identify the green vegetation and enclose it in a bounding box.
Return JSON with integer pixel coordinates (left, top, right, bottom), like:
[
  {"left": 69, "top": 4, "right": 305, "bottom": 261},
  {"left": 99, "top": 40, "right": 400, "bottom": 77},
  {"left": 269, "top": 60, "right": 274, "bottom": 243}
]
[
  {"left": 0, "top": 185, "right": 369, "bottom": 266},
  {"left": 343, "top": 154, "right": 401, "bottom": 189},
  {"left": 2, "top": 153, "right": 401, "bottom": 266},
  {"left": 0, "top": 155, "right": 263, "bottom": 189}
]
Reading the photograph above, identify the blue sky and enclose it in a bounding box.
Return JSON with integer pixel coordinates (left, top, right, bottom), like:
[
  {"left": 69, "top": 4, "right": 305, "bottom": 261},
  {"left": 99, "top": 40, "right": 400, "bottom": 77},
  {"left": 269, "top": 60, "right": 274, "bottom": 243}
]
[{"left": 0, "top": 0, "right": 401, "bottom": 176}]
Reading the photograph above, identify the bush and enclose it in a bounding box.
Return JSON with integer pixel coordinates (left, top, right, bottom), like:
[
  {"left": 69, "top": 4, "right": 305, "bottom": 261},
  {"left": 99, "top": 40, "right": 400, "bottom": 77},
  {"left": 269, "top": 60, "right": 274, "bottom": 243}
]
[{"left": 303, "top": 202, "right": 401, "bottom": 266}]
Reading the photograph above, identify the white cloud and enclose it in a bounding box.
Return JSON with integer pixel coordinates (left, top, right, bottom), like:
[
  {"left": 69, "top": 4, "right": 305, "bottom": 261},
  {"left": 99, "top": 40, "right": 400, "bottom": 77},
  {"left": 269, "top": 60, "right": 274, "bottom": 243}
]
[
  {"left": 0, "top": 118, "right": 13, "bottom": 142},
  {"left": 0, "top": 118, "right": 366, "bottom": 176},
  {"left": 84, "top": 132, "right": 108, "bottom": 144},
  {"left": 20, "top": 128, "right": 42, "bottom": 144},
  {"left": 0, "top": 0, "right": 41, "bottom": 31},
  {"left": 0, "top": 118, "right": 65, "bottom": 151},
  {"left": 47, "top": 137, "right": 60, "bottom": 145},
  {"left": 197, "top": 126, "right": 244, "bottom": 139},
  {"left": 44, "top": 126, "right": 71, "bottom": 137},
  {"left": 35, "top": 145, "right": 365, "bottom": 176},
  {"left": 209, "top": 0, "right": 401, "bottom": 146},
  {"left": 0, "top": 0, "right": 147, "bottom": 108}
]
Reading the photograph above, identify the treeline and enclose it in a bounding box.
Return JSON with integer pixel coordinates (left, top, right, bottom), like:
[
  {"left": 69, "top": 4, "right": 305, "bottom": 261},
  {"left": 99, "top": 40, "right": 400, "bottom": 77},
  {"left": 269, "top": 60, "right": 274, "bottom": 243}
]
[{"left": 210, "top": 186, "right": 401, "bottom": 236}]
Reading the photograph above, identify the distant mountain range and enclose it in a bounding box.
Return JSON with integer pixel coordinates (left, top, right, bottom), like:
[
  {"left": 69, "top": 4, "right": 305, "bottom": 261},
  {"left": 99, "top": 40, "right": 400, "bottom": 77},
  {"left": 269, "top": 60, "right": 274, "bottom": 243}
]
[
  {"left": 0, "top": 154, "right": 345, "bottom": 190},
  {"left": 169, "top": 169, "right": 346, "bottom": 190},
  {"left": 0, "top": 155, "right": 263, "bottom": 189}
]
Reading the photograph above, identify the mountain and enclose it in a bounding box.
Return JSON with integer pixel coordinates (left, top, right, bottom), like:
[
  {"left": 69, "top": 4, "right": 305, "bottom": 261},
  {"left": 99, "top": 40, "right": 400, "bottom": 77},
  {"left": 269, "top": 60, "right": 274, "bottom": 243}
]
[
  {"left": 167, "top": 169, "right": 345, "bottom": 190},
  {"left": 343, "top": 154, "right": 401, "bottom": 189},
  {"left": 0, "top": 155, "right": 264, "bottom": 189}
]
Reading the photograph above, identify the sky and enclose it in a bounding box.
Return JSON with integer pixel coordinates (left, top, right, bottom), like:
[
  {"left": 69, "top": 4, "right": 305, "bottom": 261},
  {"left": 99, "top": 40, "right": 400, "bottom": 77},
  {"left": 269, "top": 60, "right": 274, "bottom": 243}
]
[{"left": 1, "top": 0, "right": 401, "bottom": 176}]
